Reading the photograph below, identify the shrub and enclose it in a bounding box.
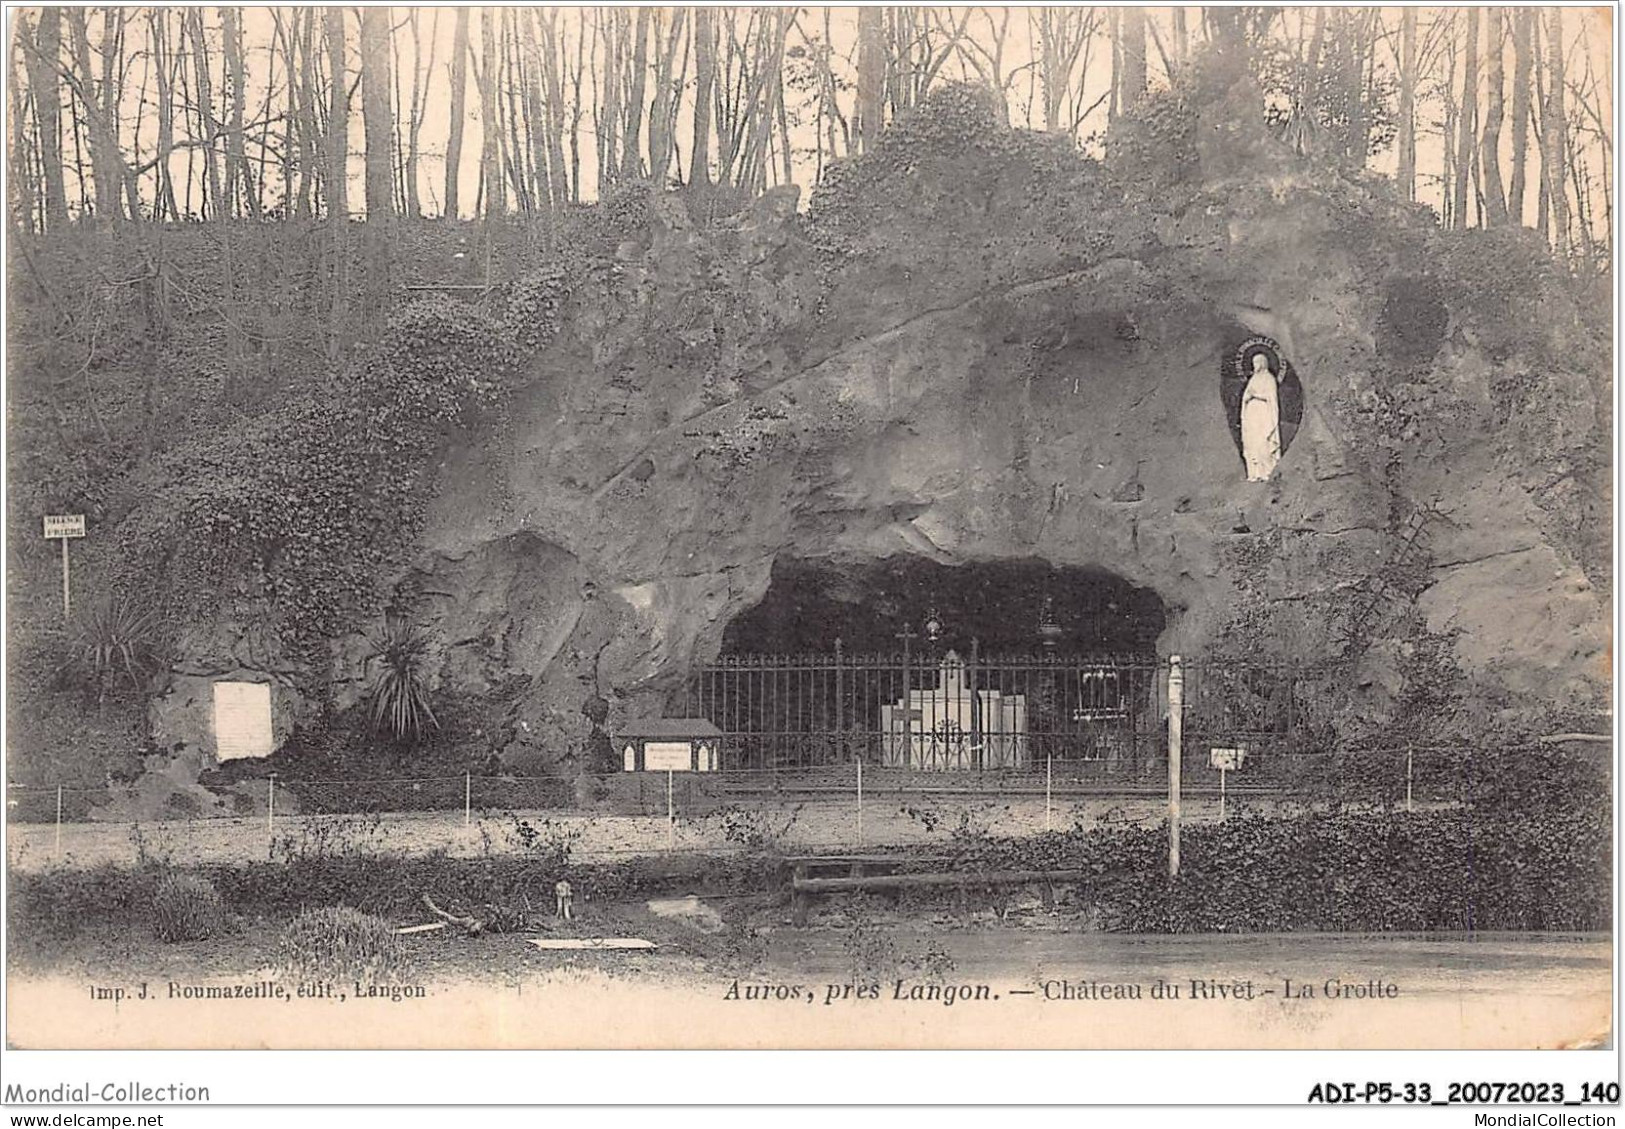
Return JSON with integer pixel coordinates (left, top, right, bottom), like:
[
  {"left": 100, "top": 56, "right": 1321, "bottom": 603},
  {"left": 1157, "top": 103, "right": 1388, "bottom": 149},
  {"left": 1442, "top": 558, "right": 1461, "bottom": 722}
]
[
  {"left": 362, "top": 616, "right": 438, "bottom": 744},
  {"left": 277, "top": 906, "right": 403, "bottom": 981},
  {"left": 151, "top": 872, "right": 226, "bottom": 942},
  {"left": 61, "top": 595, "right": 166, "bottom": 705}
]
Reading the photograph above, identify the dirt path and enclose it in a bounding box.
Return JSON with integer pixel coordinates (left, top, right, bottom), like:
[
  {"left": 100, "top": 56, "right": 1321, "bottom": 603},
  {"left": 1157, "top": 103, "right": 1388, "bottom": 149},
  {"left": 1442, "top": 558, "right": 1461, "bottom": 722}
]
[{"left": 6, "top": 794, "right": 1241, "bottom": 872}]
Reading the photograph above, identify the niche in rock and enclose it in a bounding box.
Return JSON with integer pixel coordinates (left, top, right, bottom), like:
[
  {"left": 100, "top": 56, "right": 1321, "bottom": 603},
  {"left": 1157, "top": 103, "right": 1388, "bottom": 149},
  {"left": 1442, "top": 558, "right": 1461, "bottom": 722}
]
[
  {"left": 721, "top": 556, "right": 1166, "bottom": 656},
  {"left": 1220, "top": 334, "right": 1305, "bottom": 481}
]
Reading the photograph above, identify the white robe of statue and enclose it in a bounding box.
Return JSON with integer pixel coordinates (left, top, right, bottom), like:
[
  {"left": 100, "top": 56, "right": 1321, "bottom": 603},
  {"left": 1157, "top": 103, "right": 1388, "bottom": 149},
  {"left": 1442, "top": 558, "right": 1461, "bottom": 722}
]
[{"left": 1240, "top": 353, "right": 1282, "bottom": 482}]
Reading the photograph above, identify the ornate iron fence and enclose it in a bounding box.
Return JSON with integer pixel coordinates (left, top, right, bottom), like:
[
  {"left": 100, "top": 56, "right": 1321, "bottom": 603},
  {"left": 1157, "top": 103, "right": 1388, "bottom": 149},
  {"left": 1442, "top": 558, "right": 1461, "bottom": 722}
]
[
  {"left": 673, "top": 648, "right": 1335, "bottom": 774},
  {"left": 674, "top": 645, "right": 1165, "bottom": 772}
]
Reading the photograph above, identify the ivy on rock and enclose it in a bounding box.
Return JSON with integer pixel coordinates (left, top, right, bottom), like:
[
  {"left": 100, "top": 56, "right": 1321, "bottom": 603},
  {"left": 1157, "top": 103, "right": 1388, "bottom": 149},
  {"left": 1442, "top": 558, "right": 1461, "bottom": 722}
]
[{"left": 118, "top": 284, "right": 563, "bottom": 672}]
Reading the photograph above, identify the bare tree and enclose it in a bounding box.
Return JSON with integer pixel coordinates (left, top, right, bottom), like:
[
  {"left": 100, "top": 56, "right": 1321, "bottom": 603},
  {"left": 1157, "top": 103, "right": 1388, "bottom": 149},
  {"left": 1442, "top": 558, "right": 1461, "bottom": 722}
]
[
  {"left": 1033, "top": 8, "right": 1103, "bottom": 137},
  {"left": 690, "top": 6, "right": 716, "bottom": 189},
  {"left": 1451, "top": 8, "right": 1477, "bottom": 229},
  {"left": 324, "top": 8, "right": 349, "bottom": 220},
  {"left": 9, "top": 26, "right": 36, "bottom": 231},
  {"left": 647, "top": 9, "right": 687, "bottom": 187},
  {"left": 1479, "top": 8, "right": 1507, "bottom": 225},
  {"left": 1117, "top": 7, "right": 1147, "bottom": 116},
  {"left": 443, "top": 8, "right": 470, "bottom": 218},
  {"left": 25, "top": 10, "right": 70, "bottom": 230},
  {"left": 1540, "top": 9, "right": 1569, "bottom": 252},
  {"left": 1508, "top": 8, "right": 1533, "bottom": 224},
  {"left": 147, "top": 10, "right": 181, "bottom": 222},
  {"left": 854, "top": 7, "right": 886, "bottom": 152},
  {"left": 401, "top": 10, "right": 437, "bottom": 218},
  {"left": 360, "top": 6, "right": 394, "bottom": 221},
  {"left": 1396, "top": 9, "right": 1417, "bottom": 199},
  {"left": 536, "top": 10, "right": 571, "bottom": 207},
  {"left": 620, "top": 7, "right": 650, "bottom": 180},
  {"left": 474, "top": 11, "right": 505, "bottom": 218}
]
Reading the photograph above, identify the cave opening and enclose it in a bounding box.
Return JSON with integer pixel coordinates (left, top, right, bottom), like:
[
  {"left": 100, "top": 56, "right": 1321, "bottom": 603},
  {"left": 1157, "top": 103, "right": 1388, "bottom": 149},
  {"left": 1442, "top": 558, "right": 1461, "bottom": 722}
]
[
  {"left": 721, "top": 556, "right": 1166, "bottom": 657},
  {"left": 679, "top": 557, "right": 1168, "bottom": 772}
]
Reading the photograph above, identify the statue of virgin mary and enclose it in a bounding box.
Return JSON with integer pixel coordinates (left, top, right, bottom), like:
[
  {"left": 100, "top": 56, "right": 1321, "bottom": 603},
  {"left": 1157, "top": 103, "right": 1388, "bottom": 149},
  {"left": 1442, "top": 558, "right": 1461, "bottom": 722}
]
[{"left": 1240, "top": 351, "right": 1282, "bottom": 481}]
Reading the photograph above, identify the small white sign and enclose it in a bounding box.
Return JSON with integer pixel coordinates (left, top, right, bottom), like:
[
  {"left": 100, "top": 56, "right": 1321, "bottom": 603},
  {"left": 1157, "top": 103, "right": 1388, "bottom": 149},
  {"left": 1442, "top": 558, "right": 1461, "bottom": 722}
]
[
  {"left": 214, "top": 681, "right": 275, "bottom": 761},
  {"left": 43, "top": 514, "right": 86, "bottom": 539},
  {"left": 643, "top": 741, "right": 692, "bottom": 772},
  {"left": 1210, "top": 746, "right": 1247, "bottom": 771}
]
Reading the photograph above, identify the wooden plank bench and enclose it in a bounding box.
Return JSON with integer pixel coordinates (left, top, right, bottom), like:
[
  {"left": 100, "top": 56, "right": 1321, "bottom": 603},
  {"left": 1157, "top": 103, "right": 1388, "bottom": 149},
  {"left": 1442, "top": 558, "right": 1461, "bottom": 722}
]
[{"left": 783, "top": 854, "right": 1083, "bottom": 925}]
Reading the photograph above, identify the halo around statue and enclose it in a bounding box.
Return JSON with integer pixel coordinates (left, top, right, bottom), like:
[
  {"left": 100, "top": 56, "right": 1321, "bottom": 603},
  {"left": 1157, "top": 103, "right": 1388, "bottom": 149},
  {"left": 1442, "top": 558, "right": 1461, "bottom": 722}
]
[{"left": 1234, "top": 336, "right": 1282, "bottom": 377}]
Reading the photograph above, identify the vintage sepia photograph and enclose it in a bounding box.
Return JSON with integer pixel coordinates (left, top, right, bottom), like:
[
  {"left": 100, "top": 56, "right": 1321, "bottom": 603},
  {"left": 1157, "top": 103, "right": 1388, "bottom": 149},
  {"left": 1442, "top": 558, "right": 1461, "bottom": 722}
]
[{"left": 1, "top": 3, "right": 1615, "bottom": 1062}]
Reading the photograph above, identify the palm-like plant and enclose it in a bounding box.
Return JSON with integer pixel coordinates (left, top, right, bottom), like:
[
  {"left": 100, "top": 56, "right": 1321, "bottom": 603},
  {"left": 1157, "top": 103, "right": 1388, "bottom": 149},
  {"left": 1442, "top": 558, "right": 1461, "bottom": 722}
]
[
  {"left": 64, "top": 596, "right": 166, "bottom": 708},
  {"left": 362, "top": 616, "right": 438, "bottom": 744}
]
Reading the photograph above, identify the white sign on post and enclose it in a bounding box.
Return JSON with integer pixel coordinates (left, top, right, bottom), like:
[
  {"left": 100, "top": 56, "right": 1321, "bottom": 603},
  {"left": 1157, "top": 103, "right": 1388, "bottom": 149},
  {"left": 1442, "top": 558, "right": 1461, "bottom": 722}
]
[
  {"left": 1209, "top": 747, "right": 1247, "bottom": 771},
  {"left": 43, "top": 514, "right": 86, "bottom": 538},
  {"left": 644, "top": 741, "right": 692, "bottom": 772},
  {"left": 43, "top": 514, "right": 86, "bottom": 618}
]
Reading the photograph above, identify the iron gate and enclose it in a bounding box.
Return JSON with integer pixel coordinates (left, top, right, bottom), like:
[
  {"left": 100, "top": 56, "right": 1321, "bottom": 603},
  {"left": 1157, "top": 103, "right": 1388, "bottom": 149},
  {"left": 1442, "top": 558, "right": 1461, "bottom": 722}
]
[
  {"left": 672, "top": 647, "right": 1327, "bottom": 775},
  {"left": 675, "top": 644, "right": 1161, "bottom": 772}
]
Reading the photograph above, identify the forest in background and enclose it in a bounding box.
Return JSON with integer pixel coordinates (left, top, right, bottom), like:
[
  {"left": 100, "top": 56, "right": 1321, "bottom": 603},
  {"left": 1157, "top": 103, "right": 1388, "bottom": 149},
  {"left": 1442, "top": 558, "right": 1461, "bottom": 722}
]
[{"left": 5, "top": 6, "right": 1614, "bottom": 265}]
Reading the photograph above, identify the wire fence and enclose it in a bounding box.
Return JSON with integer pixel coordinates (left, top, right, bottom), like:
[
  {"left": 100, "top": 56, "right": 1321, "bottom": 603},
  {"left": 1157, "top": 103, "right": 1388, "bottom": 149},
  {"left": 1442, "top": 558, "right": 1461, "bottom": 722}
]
[{"left": 7, "top": 741, "right": 1609, "bottom": 827}]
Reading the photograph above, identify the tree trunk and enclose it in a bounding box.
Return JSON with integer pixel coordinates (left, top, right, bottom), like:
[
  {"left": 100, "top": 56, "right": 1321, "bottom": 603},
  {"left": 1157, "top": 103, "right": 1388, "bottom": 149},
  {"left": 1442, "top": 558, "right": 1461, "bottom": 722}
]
[
  {"left": 223, "top": 8, "right": 259, "bottom": 218},
  {"left": 621, "top": 7, "right": 650, "bottom": 180},
  {"left": 648, "top": 9, "right": 685, "bottom": 187},
  {"left": 403, "top": 10, "right": 434, "bottom": 218},
  {"left": 476, "top": 11, "right": 505, "bottom": 219},
  {"left": 1480, "top": 8, "right": 1507, "bottom": 225},
  {"left": 597, "top": 11, "right": 622, "bottom": 190},
  {"left": 185, "top": 9, "right": 224, "bottom": 220},
  {"left": 1542, "top": 9, "right": 1569, "bottom": 253},
  {"left": 520, "top": 12, "right": 552, "bottom": 214},
  {"left": 1452, "top": 9, "right": 1478, "bottom": 229},
  {"left": 1509, "top": 8, "right": 1533, "bottom": 224},
  {"left": 9, "top": 26, "right": 35, "bottom": 231},
  {"left": 295, "top": 12, "right": 320, "bottom": 219},
  {"left": 100, "top": 8, "right": 140, "bottom": 221},
  {"left": 324, "top": 7, "right": 350, "bottom": 358},
  {"left": 498, "top": 10, "right": 530, "bottom": 211},
  {"left": 444, "top": 9, "right": 470, "bottom": 218},
  {"left": 690, "top": 7, "right": 715, "bottom": 188},
  {"left": 1534, "top": 15, "right": 1548, "bottom": 236},
  {"left": 855, "top": 7, "right": 885, "bottom": 153},
  {"left": 540, "top": 11, "right": 571, "bottom": 207},
  {"left": 359, "top": 7, "right": 394, "bottom": 222},
  {"left": 1118, "top": 8, "right": 1147, "bottom": 113},
  {"left": 325, "top": 8, "right": 349, "bottom": 220},
  {"left": 64, "top": 9, "right": 103, "bottom": 217},
  {"left": 28, "top": 11, "right": 69, "bottom": 230},
  {"left": 149, "top": 10, "right": 178, "bottom": 222},
  {"left": 1396, "top": 9, "right": 1417, "bottom": 199}
]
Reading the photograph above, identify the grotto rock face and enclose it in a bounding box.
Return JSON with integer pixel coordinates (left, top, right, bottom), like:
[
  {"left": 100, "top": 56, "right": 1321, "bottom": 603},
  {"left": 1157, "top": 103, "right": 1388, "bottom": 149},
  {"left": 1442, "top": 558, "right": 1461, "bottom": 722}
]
[{"left": 156, "top": 88, "right": 1613, "bottom": 768}]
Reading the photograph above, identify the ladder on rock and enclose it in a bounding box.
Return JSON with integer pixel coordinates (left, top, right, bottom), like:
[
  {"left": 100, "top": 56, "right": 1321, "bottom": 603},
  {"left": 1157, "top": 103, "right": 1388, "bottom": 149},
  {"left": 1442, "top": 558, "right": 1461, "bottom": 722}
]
[{"left": 1339, "top": 505, "right": 1445, "bottom": 660}]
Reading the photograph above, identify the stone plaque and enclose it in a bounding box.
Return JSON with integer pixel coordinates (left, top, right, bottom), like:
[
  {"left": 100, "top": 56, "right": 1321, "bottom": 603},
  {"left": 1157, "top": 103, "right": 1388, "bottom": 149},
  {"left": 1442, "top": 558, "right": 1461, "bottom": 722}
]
[{"left": 212, "top": 681, "right": 274, "bottom": 761}]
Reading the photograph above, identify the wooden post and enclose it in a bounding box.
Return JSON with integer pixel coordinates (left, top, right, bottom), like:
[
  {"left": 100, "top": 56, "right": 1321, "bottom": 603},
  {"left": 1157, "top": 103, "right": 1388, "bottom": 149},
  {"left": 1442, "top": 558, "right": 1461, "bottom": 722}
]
[
  {"left": 1167, "top": 655, "right": 1183, "bottom": 878},
  {"left": 1219, "top": 765, "right": 1227, "bottom": 822},
  {"left": 267, "top": 773, "right": 277, "bottom": 838},
  {"left": 55, "top": 785, "right": 63, "bottom": 856},
  {"left": 1405, "top": 745, "right": 1414, "bottom": 813},
  {"left": 667, "top": 769, "right": 675, "bottom": 850},
  {"left": 464, "top": 771, "right": 472, "bottom": 827},
  {"left": 1045, "top": 754, "right": 1053, "bottom": 832},
  {"left": 60, "top": 537, "right": 71, "bottom": 619},
  {"left": 856, "top": 758, "right": 863, "bottom": 847}
]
